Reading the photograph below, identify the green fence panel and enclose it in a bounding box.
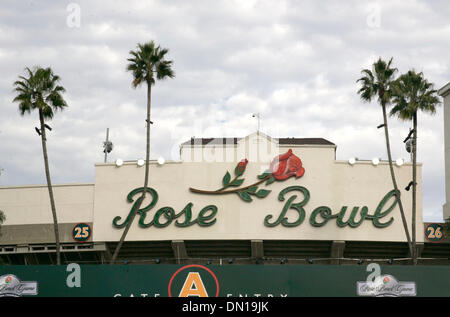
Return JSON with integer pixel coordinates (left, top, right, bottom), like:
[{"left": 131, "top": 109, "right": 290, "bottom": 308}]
[{"left": 0, "top": 265, "right": 448, "bottom": 297}]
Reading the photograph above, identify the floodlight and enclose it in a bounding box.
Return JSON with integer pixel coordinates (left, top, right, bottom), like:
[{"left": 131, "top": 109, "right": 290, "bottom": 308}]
[
  {"left": 137, "top": 159, "right": 145, "bottom": 167},
  {"left": 395, "top": 158, "right": 404, "bottom": 167},
  {"left": 405, "top": 139, "right": 412, "bottom": 153},
  {"left": 348, "top": 157, "right": 356, "bottom": 165},
  {"left": 115, "top": 159, "right": 123, "bottom": 167},
  {"left": 372, "top": 158, "right": 380, "bottom": 166},
  {"left": 103, "top": 141, "right": 113, "bottom": 154},
  {"left": 157, "top": 157, "right": 165, "bottom": 165}
]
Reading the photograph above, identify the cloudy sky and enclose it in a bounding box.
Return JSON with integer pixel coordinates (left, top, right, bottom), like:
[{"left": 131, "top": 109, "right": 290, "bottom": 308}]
[{"left": 0, "top": 0, "right": 448, "bottom": 221}]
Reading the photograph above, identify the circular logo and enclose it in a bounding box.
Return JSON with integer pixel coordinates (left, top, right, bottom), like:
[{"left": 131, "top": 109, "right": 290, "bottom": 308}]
[
  {"left": 168, "top": 265, "right": 219, "bottom": 297},
  {"left": 5, "top": 276, "right": 12, "bottom": 284},
  {"left": 72, "top": 223, "right": 92, "bottom": 243}
]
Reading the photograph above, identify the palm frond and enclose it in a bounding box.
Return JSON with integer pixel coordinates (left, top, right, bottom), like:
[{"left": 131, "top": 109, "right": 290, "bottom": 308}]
[
  {"left": 126, "top": 40, "right": 175, "bottom": 88},
  {"left": 12, "top": 66, "right": 68, "bottom": 120},
  {"left": 390, "top": 69, "right": 440, "bottom": 120},
  {"left": 357, "top": 58, "right": 398, "bottom": 106}
]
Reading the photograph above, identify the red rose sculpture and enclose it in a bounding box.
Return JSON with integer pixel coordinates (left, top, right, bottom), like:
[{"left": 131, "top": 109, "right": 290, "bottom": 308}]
[
  {"left": 189, "top": 149, "right": 305, "bottom": 202},
  {"left": 270, "top": 149, "right": 305, "bottom": 180},
  {"left": 235, "top": 159, "right": 248, "bottom": 176}
]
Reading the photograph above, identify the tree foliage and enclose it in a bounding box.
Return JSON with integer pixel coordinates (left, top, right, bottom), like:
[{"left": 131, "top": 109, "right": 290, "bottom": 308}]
[
  {"left": 356, "top": 57, "right": 413, "bottom": 259},
  {"left": 13, "top": 66, "right": 67, "bottom": 119},
  {"left": 110, "top": 41, "right": 175, "bottom": 264},
  {"left": 390, "top": 70, "right": 440, "bottom": 120},
  {"left": 126, "top": 41, "right": 175, "bottom": 88},
  {"left": 357, "top": 57, "right": 398, "bottom": 106},
  {"left": 12, "top": 66, "right": 67, "bottom": 265}
]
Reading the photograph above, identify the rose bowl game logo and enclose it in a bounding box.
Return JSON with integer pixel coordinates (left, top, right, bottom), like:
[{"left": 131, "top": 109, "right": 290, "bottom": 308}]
[
  {"left": 357, "top": 274, "right": 416, "bottom": 297},
  {"left": 0, "top": 274, "right": 38, "bottom": 297}
]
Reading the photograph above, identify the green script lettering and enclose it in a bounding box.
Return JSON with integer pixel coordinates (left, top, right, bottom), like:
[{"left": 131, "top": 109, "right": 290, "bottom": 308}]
[
  {"left": 336, "top": 206, "right": 369, "bottom": 228},
  {"left": 370, "top": 189, "right": 396, "bottom": 228},
  {"left": 112, "top": 187, "right": 218, "bottom": 229},
  {"left": 264, "top": 186, "right": 308, "bottom": 227},
  {"left": 113, "top": 187, "right": 398, "bottom": 230},
  {"left": 310, "top": 206, "right": 333, "bottom": 227},
  {"left": 268, "top": 189, "right": 397, "bottom": 229}
]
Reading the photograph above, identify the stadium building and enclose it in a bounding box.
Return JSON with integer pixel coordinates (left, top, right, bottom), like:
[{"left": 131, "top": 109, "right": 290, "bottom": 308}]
[{"left": 1, "top": 130, "right": 449, "bottom": 267}]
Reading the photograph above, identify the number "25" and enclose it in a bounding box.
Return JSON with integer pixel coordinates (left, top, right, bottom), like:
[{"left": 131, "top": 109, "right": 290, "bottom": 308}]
[{"left": 74, "top": 225, "right": 90, "bottom": 240}]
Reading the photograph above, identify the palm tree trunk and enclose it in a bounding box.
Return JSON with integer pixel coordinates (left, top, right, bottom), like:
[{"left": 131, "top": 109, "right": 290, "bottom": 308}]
[
  {"left": 412, "top": 113, "right": 418, "bottom": 265},
  {"left": 381, "top": 104, "right": 414, "bottom": 259},
  {"left": 39, "top": 109, "right": 61, "bottom": 265},
  {"left": 143, "top": 81, "right": 152, "bottom": 195},
  {"left": 110, "top": 83, "right": 152, "bottom": 264}
]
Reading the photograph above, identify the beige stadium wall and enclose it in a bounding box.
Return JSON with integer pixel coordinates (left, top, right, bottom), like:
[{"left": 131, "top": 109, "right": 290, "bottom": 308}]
[
  {"left": 0, "top": 184, "right": 94, "bottom": 244},
  {"left": 92, "top": 145, "right": 423, "bottom": 243},
  {"left": 0, "top": 184, "right": 94, "bottom": 225}
]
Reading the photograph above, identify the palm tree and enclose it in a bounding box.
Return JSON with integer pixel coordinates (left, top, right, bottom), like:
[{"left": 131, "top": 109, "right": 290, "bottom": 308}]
[
  {"left": 390, "top": 70, "right": 440, "bottom": 265},
  {"left": 357, "top": 57, "right": 413, "bottom": 258},
  {"left": 13, "top": 66, "right": 68, "bottom": 265},
  {"left": 110, "top": 41, "right": 175, "bottom": 264}
]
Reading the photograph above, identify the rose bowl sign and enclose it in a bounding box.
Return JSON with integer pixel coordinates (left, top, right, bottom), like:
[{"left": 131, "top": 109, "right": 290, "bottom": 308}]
[{"left": 112, "top": 149, "right": 399, "bottom": 231}]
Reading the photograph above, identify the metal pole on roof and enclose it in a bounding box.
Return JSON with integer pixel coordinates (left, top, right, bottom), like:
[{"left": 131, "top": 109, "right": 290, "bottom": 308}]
[
  {"left": 104, "top": 128, "right": 109, "bottom": 163},
  {"left": 252, "top": 113, "right": 260, "bottom": 132}
]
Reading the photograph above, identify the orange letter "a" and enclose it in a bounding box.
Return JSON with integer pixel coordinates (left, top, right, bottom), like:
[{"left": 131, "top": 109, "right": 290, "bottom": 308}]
[{"left": 178, "top": 272, "right": 208, "bottom": 297}]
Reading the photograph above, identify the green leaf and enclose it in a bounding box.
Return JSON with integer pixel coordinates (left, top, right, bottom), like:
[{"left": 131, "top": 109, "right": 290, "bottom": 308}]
[
  {"left": 247, "top": 186, "right": 258, "bottom": 193},
  {"left": 257, "top": 171, "right": 271, "bottom": 179},
  {"left": 255, "top": 189, "right": 271, "bottom": 198},
  {"left": 230, "top": 178, "right": 244, "bottom": 187},
  {"left": 237, "top": 191, "right": 252, "bottom": 202},
  {"left": 222, "top": 171, "right": 231, "bottom": 187},
  {"left": 266, "top": 176, "right": 276, "bottom": 186}
]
